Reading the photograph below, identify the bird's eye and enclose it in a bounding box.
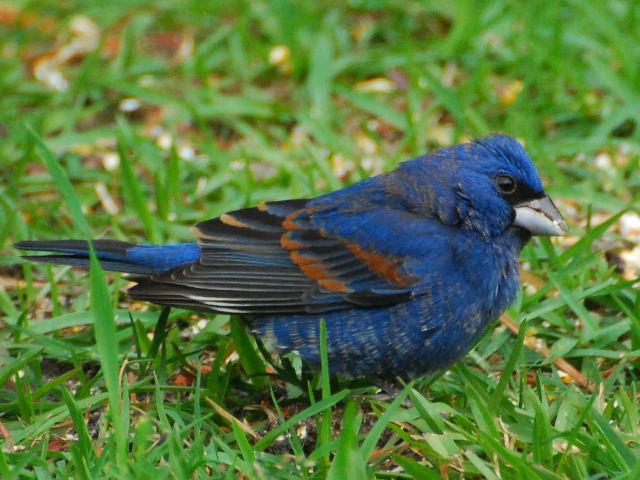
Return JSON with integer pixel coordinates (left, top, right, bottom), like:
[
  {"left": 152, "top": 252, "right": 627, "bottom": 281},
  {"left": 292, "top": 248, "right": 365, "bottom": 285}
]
[{"left": 495, "top": 174, "right": 517, "bottom": 194}]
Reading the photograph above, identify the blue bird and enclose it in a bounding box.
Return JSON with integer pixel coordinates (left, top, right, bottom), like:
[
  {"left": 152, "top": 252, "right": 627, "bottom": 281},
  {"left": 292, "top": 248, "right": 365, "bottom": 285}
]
[{"left": 16, "top": 135, "right": 567, "bottom": 378}]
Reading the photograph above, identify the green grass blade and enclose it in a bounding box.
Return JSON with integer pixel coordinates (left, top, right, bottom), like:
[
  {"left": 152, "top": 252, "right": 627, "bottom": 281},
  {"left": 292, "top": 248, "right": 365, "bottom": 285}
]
[
  {"left": 230, "top": 316, "right": 266, "bottom": 385},
  {"left": 327, "top": 400, "right": 367, "bottom": 480},
  {"left": 361, "top": 381, "right": 413, "bottom": 460},
  {"left": 116, "top": 118, "right": 159, "bottom": 243},
  {"left": 490, "top": 319, "right": 527, "bottom": 411},
  {"left": 89, "top": 251, "right": 125, "bottom": 465}
]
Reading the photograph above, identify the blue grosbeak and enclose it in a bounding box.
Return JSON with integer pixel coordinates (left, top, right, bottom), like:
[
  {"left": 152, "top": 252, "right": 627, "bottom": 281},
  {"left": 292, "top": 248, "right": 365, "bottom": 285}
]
[{"left": 16, "top": 135, "right": 567, "bottom": 378}]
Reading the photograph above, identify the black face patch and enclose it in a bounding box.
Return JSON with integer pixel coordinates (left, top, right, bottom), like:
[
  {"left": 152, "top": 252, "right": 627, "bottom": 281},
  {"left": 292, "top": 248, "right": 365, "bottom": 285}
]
[{"left": 494, "top": 174, "right": 544, "bottom": 205}]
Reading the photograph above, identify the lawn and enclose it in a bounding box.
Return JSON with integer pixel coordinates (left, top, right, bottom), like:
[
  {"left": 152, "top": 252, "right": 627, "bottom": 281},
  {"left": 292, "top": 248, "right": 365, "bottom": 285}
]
[{"left": 1, "top": 0, "right": 639, "bottom": 478}]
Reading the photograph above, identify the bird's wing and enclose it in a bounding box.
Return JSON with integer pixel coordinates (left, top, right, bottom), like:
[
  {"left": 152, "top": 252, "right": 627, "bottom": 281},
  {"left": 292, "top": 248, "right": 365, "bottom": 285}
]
[{"left": 128, "top": 199, "right": 419, "bottom": 314}]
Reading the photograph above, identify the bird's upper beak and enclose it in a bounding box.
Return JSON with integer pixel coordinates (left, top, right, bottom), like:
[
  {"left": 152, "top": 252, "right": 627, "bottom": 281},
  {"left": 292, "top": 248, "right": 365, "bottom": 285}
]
[{"left": 513, "top": 195, "right": 568, "bottom": 236}]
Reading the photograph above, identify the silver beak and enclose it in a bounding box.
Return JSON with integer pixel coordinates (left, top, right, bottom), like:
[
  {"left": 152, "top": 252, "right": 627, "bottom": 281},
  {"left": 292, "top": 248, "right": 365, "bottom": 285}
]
[{"left": 513, "top": 195, "right": 568, "bottom": 236}]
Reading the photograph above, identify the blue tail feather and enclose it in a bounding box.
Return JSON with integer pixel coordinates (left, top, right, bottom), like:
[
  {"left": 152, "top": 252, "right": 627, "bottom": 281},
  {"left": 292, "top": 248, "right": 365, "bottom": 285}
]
[{"left": 15, "top": 240, "right": 200, "bottom": 275}]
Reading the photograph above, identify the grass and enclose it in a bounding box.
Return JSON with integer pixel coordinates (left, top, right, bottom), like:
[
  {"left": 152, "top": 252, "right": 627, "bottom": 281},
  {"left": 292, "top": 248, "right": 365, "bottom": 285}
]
[{"left": 1, "top": 0, "right": 640, "bottom": 477}]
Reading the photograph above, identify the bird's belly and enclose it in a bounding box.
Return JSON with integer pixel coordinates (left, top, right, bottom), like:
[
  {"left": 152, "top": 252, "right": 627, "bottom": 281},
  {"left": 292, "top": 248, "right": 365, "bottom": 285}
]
[{"left": 254, "top": 287, "right": 510, "bottom": 378}]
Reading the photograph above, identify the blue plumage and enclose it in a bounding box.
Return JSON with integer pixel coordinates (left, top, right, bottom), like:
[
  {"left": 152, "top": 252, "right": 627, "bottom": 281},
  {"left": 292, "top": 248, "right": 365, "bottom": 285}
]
[{"left": 16, "top": 135, "right": 567, "bottom": 379}]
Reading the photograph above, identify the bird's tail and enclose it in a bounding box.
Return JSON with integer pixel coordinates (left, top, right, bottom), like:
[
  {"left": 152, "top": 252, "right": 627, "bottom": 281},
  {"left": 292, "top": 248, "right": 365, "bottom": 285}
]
[{"left": 15, "top": 240, "right": 201, "bottom": 275}]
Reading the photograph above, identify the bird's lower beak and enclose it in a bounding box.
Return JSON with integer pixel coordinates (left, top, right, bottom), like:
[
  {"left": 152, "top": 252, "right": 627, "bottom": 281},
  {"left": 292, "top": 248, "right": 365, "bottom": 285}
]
[{"left": 513, "top": 195, "right": 568, "bottom": 236}]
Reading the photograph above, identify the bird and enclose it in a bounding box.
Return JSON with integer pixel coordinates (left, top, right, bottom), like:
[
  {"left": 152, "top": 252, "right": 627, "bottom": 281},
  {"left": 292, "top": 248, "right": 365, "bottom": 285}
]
[{"left": 15, "top": 134, "right": 567, "bottom": 379}]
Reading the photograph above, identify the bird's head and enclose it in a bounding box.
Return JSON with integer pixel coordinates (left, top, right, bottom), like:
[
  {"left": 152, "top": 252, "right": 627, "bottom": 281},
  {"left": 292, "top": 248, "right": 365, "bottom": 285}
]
[
  {"left": 393, "top": 134, "right": 567, "bottom": 240},
  {"left": 453, "top": 135, "right": 568, "bottom": 239}
]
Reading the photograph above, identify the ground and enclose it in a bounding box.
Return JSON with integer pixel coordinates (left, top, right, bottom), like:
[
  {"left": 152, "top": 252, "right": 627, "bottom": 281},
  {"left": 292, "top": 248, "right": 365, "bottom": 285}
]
[{"left": 0, "top": 1, "right": 639, "bottom": 478}]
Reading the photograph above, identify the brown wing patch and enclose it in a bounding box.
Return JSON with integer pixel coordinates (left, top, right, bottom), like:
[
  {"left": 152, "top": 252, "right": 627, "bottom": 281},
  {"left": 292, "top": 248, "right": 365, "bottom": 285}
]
[
  {"left": 317, "top": 279, "right": 350, "bottom": 293},
  {"left": 282, "top": 210, "right": 304, "bottom": 231},
  {"left": 280, "top": 232, "right": 305, "bottom": 250},
  {"left": 289, "top": 251, "right": 350, "bottom": 293},
  {"left": 343, "top": 241, "right": 419, "bottom": 288},
  {"left": 290, "top": 251, "right": 318, "bottom": 266},
  {"left": 220, "top": 213, "right": 251, "bottom": 228}
]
